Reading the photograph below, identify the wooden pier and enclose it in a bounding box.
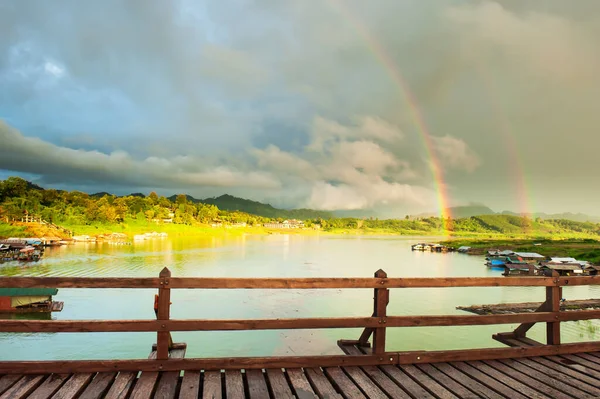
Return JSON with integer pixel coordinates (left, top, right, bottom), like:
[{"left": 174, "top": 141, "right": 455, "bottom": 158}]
[{"left": 1, "top": 269, "right": 600, "bottom": 398}]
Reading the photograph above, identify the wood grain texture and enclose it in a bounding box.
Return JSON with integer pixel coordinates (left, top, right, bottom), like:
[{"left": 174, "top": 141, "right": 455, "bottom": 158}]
[
  {"left": 482, "top": 360, "right": 571, "bottom": 399},
  {"left": 451, "top": 362, "right": 527, "bottom": 399},
  {"left": 342, "top": 345, "right": 408, "bottom": 399},
  {"left": 559, "top": 354, "right": 600, "bottom": 373},
  {"left": 413, "top": 364, "right": 475, "bottom": 398},
  {"left": 380, "top": 365, "right": 445, "bottom": 399},
  {"left": 0, "top": 375, "right": 45, "bottom": 399},
  {"left": 224, "top": 370, "right": 244, "bottom": 399},
  {"left": 399, "top": 364, "right": 458, "bottom": 399},
  {"left": 27, "top": 374, "right": 70, "bottom": 399},
  {"left": 157, "top": 267, "right": 172, "bottom": 360},
  {"left": 516, "top": 357, "right": 600, "bottom": 396},
  {"left": 5, "top": 311, "right": 590, "bottom": 333},
  {"left": 7, "top": 341, "right": 600, "bottom": 374},
  {"left": 323, "top": 367, "right": 364, "bottom": 399},
  {"left": 304, "top": 368, "right": 342, "bottom": 399},
  {"left": 153, "top": 347, "right": 186, "bottom": 399},
  {"left": 246, "top": 369, "right": 269, "bottom": 399},
  {"left": 51, "top": 374, "right": 94, "bottom": 399},
  {"left": 286, "top": 369, "right": 317, "bottom": 399},
  {"left": 465, "top": 361, "right": 548, "bottom": 399},
  {"left": 178, "top": 371, "right": 200, "bottom": 399},
  {"left": 202, "top": 371, "right": 221, "bottom": 399},
  {"left": 498, "top": 359, "right": 594, "bottom": 399},
  {"left": 265, "top": 369, "right": 293, "bottom": 399},
  {"left": 433, "top": 362, "right": 504, "bottom": 399},
  {"left": 2, "top": 275, "right": 598, "bottom": 290},
  {"left": 0, "top": 376, "right": 21, "bottom": 396},
  {"left": 103, "top": 372, "right": 136, "bottom": 399},
  {"left": 167, "top": 276, "right": 574, "bottom": 289},
  {"left": 78, "top": 373, "right": 116, "bottom": 399},
  {"left": 129, "top": 347, "right": 162, "bottom": 399},
  {"left": 0, "top": 277, "right": 159, "bottom": 289}
]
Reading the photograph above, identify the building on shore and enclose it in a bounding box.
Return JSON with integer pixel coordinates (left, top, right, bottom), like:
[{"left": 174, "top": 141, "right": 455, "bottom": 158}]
[{"left": 263, "top": 219, "right": 305, "bottom": 229}]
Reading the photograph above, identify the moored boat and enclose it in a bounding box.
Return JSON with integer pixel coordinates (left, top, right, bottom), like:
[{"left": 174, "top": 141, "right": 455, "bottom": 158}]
[{"left": 0, "top": 288, "right": 63, "bottom": 313}]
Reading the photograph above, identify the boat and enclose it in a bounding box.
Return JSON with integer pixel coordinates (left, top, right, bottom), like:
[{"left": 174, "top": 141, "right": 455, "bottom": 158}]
[
  {"left": 486, "top": 255, "right": 527, "bottom": 269},
  {"left": 17, "top": 246, "right": 42, "bottom": 261},
  {"left": 0, "top": 240, "right": 43, "bottom": 262},
  {"left": 411, "top": 243, "right": 451, "bottom": 252},
  {"left": 0, "top": 288, "right": 63, "bottom": 313}
]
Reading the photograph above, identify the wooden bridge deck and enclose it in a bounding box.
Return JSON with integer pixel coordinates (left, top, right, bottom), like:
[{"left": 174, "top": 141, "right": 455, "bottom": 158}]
[{"left": 3, "top": 352, "right": 600, "bottom": 398}]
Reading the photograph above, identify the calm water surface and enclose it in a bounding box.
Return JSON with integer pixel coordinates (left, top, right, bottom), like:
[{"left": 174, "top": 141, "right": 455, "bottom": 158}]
[{"left": 1, "top": 235, "right": 599, "bottom": 360}]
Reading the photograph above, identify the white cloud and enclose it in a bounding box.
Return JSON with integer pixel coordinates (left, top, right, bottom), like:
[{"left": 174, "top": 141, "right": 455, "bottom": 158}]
[
  {"left": 251, "top": 116, "right": 435, "bottom": 210},
  {"left": 432, "top": 135, "right": 481, "bottom": 173},
  {"left": 307, "top": 180, "right": 436, "bottom": 211}
]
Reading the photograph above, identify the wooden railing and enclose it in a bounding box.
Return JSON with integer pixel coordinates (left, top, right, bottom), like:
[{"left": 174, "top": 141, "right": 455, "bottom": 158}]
[{"left": 0, "top": 268, "right": 600, "bottom": 374}]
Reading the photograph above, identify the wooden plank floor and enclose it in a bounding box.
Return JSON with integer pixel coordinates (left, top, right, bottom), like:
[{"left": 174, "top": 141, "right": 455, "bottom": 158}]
[{"left": 3, "top": 352, "right": 600, "bottom": 398}]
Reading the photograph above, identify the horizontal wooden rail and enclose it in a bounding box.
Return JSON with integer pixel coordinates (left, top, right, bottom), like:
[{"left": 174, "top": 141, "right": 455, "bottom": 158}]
[
  {"left": 2, "top": 268, "right": 600, "bottom": 373},
  {"left": 2, "top": 276, "right": 599, "bottom": 289},
  {"left": 3, "top": 311, "right": 600, "bottom": 333},
  {"left": 2, "top": 341, "right": 600, "bottom": 374}
]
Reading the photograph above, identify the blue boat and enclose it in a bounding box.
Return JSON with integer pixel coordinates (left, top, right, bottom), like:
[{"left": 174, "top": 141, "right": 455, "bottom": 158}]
[{"left": 489, "top": 259, "right": 506, "bottom": 268}]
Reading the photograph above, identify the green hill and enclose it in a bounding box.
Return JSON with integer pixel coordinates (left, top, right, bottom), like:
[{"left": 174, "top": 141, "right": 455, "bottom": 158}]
[
  {"left": 200, "top": 194, "right": 333, "bottom": 220},
  {"left": 415, "top": 205, "right": 496, "bottom": 219}
]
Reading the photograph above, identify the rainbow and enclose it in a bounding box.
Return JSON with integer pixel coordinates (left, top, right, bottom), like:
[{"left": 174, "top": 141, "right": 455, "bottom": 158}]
[
  {"left": 326, "top": 0, "right": 452, "bottom": 233},
  {"left": 473, "top": 63, "right": 534, "bottom": 223}
]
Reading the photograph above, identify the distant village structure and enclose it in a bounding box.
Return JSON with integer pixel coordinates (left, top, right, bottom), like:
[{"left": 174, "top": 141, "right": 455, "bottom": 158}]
[{"left": 263, "top": 219, "right": 305, "bottom": 229}]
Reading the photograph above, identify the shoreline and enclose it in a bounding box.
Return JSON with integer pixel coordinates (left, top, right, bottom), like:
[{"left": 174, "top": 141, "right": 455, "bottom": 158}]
[{"left": 439, "top": 237, "right": 600, "bottom": 264}]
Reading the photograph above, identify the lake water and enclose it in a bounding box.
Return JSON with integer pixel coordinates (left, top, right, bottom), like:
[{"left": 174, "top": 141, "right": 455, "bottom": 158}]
[{"left": 1, "top": 235, "right": 599, "bottom": 361}]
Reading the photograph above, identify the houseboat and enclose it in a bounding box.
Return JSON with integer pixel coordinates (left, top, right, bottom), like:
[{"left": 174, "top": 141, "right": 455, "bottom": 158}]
[
  {"left": 501, "top": 264, "right": 537, "bottom": 276},
  {"left": 538, "top": 263, "right": 584, "bottom": 277},
  {"left": 0, "top": 240, "right": 43, "bottom": 262},
  {"left": 0, "top": 288, "right": 63, "bottom": 313},
  {"left": 513, "top": 252, "right": 545, "bottom": 263},
  {"left": 411, "top": 243, "right": 451, "bottom": 252},
  {"left": 486, "top": 255, "right": 528, "bottom": 269}
]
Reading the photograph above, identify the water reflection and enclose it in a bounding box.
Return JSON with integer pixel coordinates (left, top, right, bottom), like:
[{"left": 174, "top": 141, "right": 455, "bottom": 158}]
[{"left": 0, "top": 235, "right": 599, "bottom": 360}]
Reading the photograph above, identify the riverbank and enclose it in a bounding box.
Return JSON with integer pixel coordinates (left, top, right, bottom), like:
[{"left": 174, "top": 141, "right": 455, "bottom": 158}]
[{"left": 441, "top": 238, "right": 600, "bottom": 264}]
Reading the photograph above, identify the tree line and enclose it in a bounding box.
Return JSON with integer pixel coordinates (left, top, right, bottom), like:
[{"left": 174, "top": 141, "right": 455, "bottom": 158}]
[
  {"left": 0, "top": 177, "right": 280, "bottom": 227},
  {"left": 1, "top": 176, "right": 600, "bottom": 236}
]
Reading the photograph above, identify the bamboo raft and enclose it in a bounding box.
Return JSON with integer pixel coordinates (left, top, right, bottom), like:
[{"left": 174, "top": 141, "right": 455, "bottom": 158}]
[
  {"left": 457, "top": 298, "right": 600, "bottom": 315},
  {"left": 1, "top": 270, "right": 600, "bottom": 398}
]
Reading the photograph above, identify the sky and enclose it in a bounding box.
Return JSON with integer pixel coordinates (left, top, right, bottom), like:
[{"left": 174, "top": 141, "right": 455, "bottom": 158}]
[{"left": 1, "top": 0, "right": 600, "bottom": 216}]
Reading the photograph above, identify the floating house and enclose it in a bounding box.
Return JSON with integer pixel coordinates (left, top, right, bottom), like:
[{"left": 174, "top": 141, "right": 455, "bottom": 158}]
[
  {"left": 539, "top": 263, "right": 584, "bottom": 277},
  {"left": 513, "top": 252, "right": 545, "bottom": 262},
  {"left": 584, "top": 265, "right": 600, "bottom": 276},
  {"left": 486, "top": 255, "right": 528, "bottom": 268},
  {"left": 501, "top": 264, "right": 536, "bottom": 276},
  {"left": 72, "top": 235, "right": 96, "bottom": 242},
  {"left": 0, "top": 239, "right": 43, "bottom": 262},
  {"left": 550, "top": 257, "right": 589, "bottom": 267},
  {"left": 411, "top": 243, "right": 451, "bottom": 252},
  {"left": 0, "top": 288, "right": 63, "bottom": 313},
  {"left": 40, "top": 237, "right": 63, "bottom": 247}
]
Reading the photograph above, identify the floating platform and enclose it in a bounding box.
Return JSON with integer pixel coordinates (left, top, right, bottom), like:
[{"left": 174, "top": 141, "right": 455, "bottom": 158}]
[
  {"left": 0, "top": 288, "right": 63, "bottom": 314},
  {"left": 457, "top": 298, "right": 600, "bottom": 315}
]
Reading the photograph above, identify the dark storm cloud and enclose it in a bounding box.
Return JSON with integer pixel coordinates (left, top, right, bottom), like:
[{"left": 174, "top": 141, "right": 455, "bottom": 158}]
[{"left": 1, "top": 1, "right": 599, "bottom": 213}]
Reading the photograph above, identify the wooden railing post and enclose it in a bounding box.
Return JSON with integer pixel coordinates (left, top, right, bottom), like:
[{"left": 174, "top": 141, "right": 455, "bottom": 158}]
[
  {"left": 157, "top": 267, "right": 172, "bottom": 360},
  {"left": 546, "top": 285, "right": 562, "bottom": 345},
  {"left": 372, "top": 269, "right": 389, "bottom": 354}
]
